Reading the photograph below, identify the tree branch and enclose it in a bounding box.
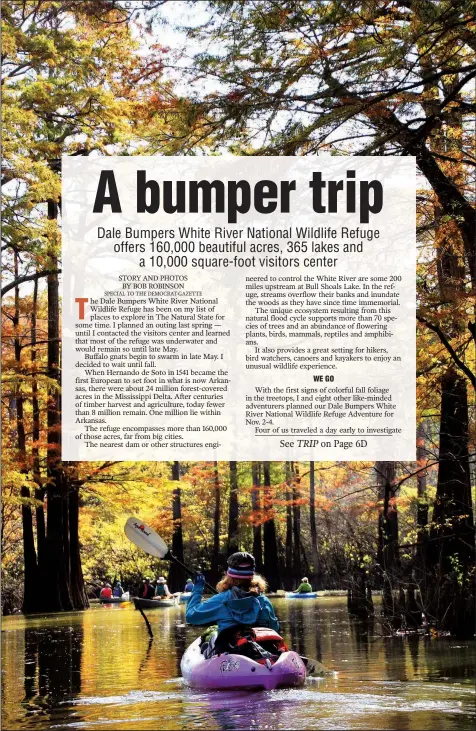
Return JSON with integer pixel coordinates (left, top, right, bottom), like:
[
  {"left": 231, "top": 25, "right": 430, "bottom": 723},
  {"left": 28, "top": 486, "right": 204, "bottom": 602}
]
[
  {"left": 417, "top": 316, "right": 476, "bottom": 389},
  {"left": 1, "top": 270, "right": 61, "bottom": 298}
]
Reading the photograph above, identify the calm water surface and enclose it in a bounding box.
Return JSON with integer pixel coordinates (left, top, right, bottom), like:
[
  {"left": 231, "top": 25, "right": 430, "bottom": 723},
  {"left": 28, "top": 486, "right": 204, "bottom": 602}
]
[{"left": 2, "top": 598, "right": 475, "bottom": 730}]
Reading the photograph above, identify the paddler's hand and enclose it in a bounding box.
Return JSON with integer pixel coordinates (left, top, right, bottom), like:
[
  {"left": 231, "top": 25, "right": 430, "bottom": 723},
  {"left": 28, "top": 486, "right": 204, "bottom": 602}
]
[{"left": 194, "top": 573, "right": 206, "bottom": 593}]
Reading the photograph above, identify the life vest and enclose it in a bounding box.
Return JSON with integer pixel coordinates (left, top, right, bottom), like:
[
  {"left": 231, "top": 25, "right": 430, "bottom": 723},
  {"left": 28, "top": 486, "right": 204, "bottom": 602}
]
[
  {"left": 214, "top": 626, "right": 288, "bottom": 663},
  {"left": 252, "top": 628, "right": 288, "bottom": 650},
  {"left": 155, "top": 583, "right": 166, "bottom": 597},
  {"left": 236, "top": 628, "right": 288, "bottom": 653}
]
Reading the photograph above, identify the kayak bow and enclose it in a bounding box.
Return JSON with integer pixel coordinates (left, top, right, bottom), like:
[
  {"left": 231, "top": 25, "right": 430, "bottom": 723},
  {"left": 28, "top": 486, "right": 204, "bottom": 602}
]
[
  {"left": 133, "top": 596, "right": 178, "bottom": 609},
  {"left": 99, "top": 592, "right": 130, "bottom": 604}
]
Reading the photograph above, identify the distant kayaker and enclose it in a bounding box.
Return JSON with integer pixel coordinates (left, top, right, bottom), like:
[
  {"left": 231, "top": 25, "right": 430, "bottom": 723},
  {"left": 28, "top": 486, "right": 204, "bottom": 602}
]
[
  {"left": 186, "top": 552, "right": 279, "bottom": 633},
  {"left": 113, "top": 581, "right": 124, "bottom": 598},
  {"left": 184, "top": 578, "right": 195, "bottom": 592},
  {"left": 294, "top": 577, "right": 313, "bottom": 593},
  {"left": 99, "top": 582, "right": 112, "bottom": 600},
  {"left": 154, "top": 576, "right": 172, "bottom": 599},
  {"left": 140, "top": 578, "right": 154, "bottom": 599}
]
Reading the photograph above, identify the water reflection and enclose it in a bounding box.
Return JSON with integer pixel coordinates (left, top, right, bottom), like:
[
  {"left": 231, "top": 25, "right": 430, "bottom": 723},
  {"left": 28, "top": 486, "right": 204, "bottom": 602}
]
[
  {"left": 383, "top": 636, "right": 408, "bottom": 682},
  {"left": 172, "top": 620, "right": 188, "bottom": 675},
  {"left": 349, "top": 616, "right": 374, "bottom": 658},
  {"left": 2, "top": 599, "right": 475, "bottom": 731},
  {"left": 138, "top": 638, "right": 154, "bottom": 678},
  {"left": 16, "top": 624, "right": 84, "bottom": 729},
  {"left": 286, "top": 603, "right": 308, "bottom": 656},
  {"left": 407, "top": 635, "right": 421, "bottom": 676}
]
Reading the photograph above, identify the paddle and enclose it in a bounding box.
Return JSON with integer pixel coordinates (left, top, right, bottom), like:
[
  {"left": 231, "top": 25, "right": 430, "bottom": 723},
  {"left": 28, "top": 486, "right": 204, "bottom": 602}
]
[
  {"left": 124, "top": 517, "right": 217, "bottom": 594},
  {"left": 302, "top": 658, "right": 334, "bottom": 676}
]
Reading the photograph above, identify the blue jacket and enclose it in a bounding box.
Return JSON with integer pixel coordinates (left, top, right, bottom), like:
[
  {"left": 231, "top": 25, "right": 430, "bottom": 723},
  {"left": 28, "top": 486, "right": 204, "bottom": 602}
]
[{"left": 186, "top": 585, "right": 279, "bottom": 633}]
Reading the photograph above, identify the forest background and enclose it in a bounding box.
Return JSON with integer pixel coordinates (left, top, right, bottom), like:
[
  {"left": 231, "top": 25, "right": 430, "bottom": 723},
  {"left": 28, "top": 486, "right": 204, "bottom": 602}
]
[{"left": 1, "top": 0, "right": 475, "bottom": 638}]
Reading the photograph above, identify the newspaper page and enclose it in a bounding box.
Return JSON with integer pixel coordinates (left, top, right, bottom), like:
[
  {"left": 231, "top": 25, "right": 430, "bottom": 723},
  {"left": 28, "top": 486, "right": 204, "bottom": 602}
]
[{"left": 62, "top": 156, "right": 415, "bottom": 462}]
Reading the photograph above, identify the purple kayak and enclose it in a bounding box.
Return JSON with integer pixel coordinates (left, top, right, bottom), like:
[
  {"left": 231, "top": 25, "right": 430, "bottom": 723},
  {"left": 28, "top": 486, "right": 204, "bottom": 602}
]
[{"left": 181, "top": 628, "right": 306, "bottom": 691}]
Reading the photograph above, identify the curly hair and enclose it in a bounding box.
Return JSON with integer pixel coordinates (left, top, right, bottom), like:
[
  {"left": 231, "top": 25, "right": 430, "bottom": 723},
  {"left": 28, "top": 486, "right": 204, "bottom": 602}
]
[{"left": 216, "top": 573, "right": 268, "bottom": 595}]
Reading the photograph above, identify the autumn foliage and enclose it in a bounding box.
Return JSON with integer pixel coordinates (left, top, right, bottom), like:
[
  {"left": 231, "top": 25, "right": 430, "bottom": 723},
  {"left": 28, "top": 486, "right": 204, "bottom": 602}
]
[{"left": 2, "top": 0, "right": 475, "bottom": 637}]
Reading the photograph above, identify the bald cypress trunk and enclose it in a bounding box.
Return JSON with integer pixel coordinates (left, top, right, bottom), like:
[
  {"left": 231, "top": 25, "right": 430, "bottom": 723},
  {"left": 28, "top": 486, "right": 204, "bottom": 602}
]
[
  {"left": 415, "top": 422, "right": 428, "bottom": 586},
  {"left": 227, "top": 461, "right": 239, "bottom": 554},
  {"left": 419, "top": 61, "right": 475, "bottom": 637},
  {"left": 42, "top": 199, "right": 73, "bottom": 612},
  {"left": 168, "top": 461, "right": 186, "bottom": 592},
  {"left": 376, "top": 462, "right": 402, "bottom": 627},
  {"left": 14, "top": 257, "right": 39, "bottom": 613},
  {"left": 251, "top": 462, "right": 263, "bottom": 572},
  {"left": 30, "top": 277, "right": 46, "bottom": 566},
  {"left": 284, "top": 462, "right": 293, "bottom": 589},
  {"left": 262, "top": 462, "right": 280, "bottom": 591},
  {"left": 426, "top": 371, "right": 474, "bottom": 636},
  {"left": 211, "top": 461, "right": 221, "bottom": 583},
  {"left": 309, "top": 461, "right": 320, "bottom": 588},
  {"left": 292, "top": 462, "right": 302, "bottom": 580},
  {"left": 69, "top": 484, "right": 88, "bottom": 608}
]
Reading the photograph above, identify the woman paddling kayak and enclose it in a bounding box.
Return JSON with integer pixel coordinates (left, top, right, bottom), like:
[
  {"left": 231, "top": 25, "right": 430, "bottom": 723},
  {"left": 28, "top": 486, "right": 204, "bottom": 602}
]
[
  {"left": 185, "top": 552, "right": 279, "bottom": 633},
  {"left": 182, "top": 553, "right": 308, "bottom": 689}
]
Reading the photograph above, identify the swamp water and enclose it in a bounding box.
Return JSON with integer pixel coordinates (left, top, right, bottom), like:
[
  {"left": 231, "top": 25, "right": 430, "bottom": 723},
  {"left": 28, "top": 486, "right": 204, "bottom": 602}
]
[{"left": 2, "top": 597, "right": 475, "bottom": 730}]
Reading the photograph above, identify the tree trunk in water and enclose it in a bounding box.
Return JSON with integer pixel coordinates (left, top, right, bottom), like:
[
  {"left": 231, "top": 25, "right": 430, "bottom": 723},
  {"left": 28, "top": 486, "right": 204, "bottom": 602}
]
[
  {"left": 415, "top": 422, "right": 428, "bottom": 591},
  {"left": 30, "top": 277, "right": 46, "bottom": 565},
  {"left": 309, "top": 461, "right": 320, "bottom": 588},
  {"left": 284, "top": 462, "right": 293, "bottom": 590},
  {"left": 168, "top": 461, "right": 186, "bottom": 592},
  {"left": 419, "top": 59, "right": 474, "bottom": 636},
  {"left": 376, "top": 462, "right": 399, "bottom": 570},
  {"left": 347, "top": 552, "right": 374, "bottom": 619},
  {"left": 292, "top": 462, "right": 302, "bottom": 580},
  {"left": 276, "top": 535, "right": 286, "bottom": 588},
  {"left": 44, "top": 199, "right": 73, "bottom": 612},
  {"left": 69, "top": 487, "right": 89, "bottom": 608},
  {"left": 376, "top": 461, "right": 401, "bottom": 627},
  {"left": 14, "top": 260, "right": 39, "bottom": 613},
  {"left": 62, "top": 489, "right": 71, "bottom": 597},
  {"left": 262, "top": 462, "right": 280, "bottom": 591},
  {"left": 426, "top": 371, "right": 474, "bottom": 636},
  {"left": 20, "top": 485, "right": 39, "bottom": 614},
  {"left": 45, "top": 478, "right": 73, "bottom": 611},
  {"left": 227, "top": 461, "right": 239, "bottom": 554},
  {"left": 211, "top": 461, "right": 221, "bottom": 583},
  {"left": 251, "top": 462, "right": 263, "bottom": 572}
]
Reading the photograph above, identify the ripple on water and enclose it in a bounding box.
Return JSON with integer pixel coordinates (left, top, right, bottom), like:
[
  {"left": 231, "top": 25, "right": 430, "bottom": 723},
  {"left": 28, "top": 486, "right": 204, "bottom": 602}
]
[{"left": 62, "top": 690, "right": 180, "bottom": 706}]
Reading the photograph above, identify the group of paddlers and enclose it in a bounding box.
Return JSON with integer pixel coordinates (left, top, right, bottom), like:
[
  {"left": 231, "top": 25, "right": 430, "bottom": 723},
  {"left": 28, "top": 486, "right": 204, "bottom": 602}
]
[
  {"left": 138, "top": 576, "right": 195, "bottom": 600},
  {"left": 98, "top": 576, "right": 195, "bottom": 601},
  {"left": 99, "top": 581, "right": 125, "bottom": 600},
  {"left": 98, "top": 565, "right": 312, "bottom": 604}
]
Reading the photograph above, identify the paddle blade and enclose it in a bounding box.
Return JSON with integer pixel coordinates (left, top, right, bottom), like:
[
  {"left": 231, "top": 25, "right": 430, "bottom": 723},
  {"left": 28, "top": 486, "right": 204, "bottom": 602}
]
[
  {"left": 302, "top": 657, "right": 334, "bottom": 676},
  {"left": 124, "top": 517, "right": 169, "bottom": 559}
]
